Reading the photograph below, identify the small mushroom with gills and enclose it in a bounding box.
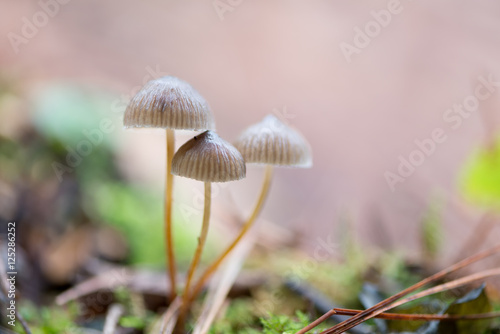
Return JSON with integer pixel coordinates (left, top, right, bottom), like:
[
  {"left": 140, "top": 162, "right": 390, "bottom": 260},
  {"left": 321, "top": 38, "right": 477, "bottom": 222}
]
[
  {"left": 188, "top": 114, "right": 312, "bottom": 302},
  {"left": 171, "top": 130, "right": 246, "bottom": 323},
  {"left": 124, "top": 76, "right": 214, "bottom": 301}
]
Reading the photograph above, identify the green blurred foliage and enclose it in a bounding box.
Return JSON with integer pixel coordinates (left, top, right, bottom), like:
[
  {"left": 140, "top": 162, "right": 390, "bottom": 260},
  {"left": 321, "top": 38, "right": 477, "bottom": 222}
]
[
  {"left": 377, "top": 252, "right": 421, "bottom": 288},
  {"left": 421, "top": 196, "right": 443, "bottom": 262},
  {"left": 14, "top": 302, "right": 81, "bottom": 334},
  {"left": 85, "top": 181, "right": 187, "bottom": 267},
  {"left": 0, "top": 135, "right": 23, "bottom": 181},
  {"left": 32, "top": 84, "right": 116, "bottom": 147},
  {"left": 461, "top": 139, "right": 500, "bottom": 210},
  {"left": 84, "top": 179, "right": 220, "bottom": 268},
  {"left": 31, "top": 85, "right": 119, "bottom": 185},
  {"left": 208, "top": 299, "right": 260, "bottom": 334}
]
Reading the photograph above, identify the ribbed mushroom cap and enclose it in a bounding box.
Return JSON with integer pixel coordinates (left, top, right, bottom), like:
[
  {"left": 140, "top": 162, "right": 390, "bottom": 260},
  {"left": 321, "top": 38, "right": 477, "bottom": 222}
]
[
  {"left": 172, "top": 131, "right": 246, "bottom": 183},
  {"left": 124, "top": 76, "right": 214, "bottom": 130},
  {"left": 233, "top": 115, "right": 312, "bottom": 168}
]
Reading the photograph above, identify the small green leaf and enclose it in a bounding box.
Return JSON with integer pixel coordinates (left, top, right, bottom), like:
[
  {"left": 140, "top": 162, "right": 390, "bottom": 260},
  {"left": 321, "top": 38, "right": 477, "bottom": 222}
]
[
  {"left": 438, "top": 284, "right": 493, "bottom": 334},
  {"left": 461, "top": 139, "right": 500, "bottom": 211},
  {"left": 120, "top": 315, "right": 146, "bottom": 329}
]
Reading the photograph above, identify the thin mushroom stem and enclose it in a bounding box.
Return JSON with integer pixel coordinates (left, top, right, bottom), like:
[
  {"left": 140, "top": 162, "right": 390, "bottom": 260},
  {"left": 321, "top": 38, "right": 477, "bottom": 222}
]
[
  {"left": 165, "top": 128, "right": 177, "bottom": 301},
  {"left": 188, "top": 165, "right": 274, "bottom": 303},
  {"left": 178, "top": 182, "right": 212, "bottom": 328}
]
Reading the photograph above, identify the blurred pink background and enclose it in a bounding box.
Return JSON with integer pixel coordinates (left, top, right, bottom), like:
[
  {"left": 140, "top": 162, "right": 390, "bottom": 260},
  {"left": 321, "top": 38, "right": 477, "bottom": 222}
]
[{"left": 2, "top": 0, "right": 500, "bottom": 263}]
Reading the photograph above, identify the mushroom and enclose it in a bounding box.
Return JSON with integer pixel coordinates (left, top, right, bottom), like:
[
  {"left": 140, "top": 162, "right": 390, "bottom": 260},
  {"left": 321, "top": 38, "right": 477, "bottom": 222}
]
[
  {"left": 171, "top": 130, "right": 245, "bottom": 319},
  {"left": 188, "top": 114, "right": 312, "bottom": 301},
  {"left": 124, "top": 76, "right": 214, "bottom": 300}
]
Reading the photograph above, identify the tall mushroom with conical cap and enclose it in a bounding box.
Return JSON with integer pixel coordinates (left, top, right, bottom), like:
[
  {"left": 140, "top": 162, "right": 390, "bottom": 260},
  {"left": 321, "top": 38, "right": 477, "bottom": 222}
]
[
  {"left": 171, "top": 130, "right": 245, "bottom": 322},
  {"left": 188, "top": 114, "right": 312, "bottom": 301},
  {"left": 123, "top": 76, "right": 214, "bottom": 300}
]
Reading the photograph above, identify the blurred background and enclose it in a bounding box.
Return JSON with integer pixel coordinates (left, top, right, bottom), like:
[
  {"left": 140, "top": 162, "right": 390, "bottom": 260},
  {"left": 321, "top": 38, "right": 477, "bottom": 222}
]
[{"left": 2, "top": 0, "right": 500, "bottom": 307}]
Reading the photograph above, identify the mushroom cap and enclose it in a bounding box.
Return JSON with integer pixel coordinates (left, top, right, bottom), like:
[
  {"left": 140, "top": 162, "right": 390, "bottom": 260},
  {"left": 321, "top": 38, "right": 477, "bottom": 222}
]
[
  {"left": 124, "top": 76, "right": 215, "bottom": 131},
  {"left": 172, "top": 130, "right": 246, "bottom": 183},
  {"left": 233, "top": 114, "right": 312, "bottom": 168}
]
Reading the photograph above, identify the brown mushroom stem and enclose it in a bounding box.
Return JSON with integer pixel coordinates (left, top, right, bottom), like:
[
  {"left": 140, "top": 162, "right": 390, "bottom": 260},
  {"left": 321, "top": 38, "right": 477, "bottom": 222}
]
[
  {"left": 180, "top": 182, "right": 212, "bottom": 321},
  {"left": 165, "top": 128, "right": 177, "bottom": 301},
  {"left": 187, "top": 165, "right": 274, "bottom": 303}
]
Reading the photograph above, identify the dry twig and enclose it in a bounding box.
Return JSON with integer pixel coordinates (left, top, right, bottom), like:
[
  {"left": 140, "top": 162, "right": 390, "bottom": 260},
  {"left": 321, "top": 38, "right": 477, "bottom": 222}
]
[
  {"left": 103, "top": 304, "right": 125, "bottom": 334},
  {"left": 333, "top": 308, "right": 500, "bottom": 321}
]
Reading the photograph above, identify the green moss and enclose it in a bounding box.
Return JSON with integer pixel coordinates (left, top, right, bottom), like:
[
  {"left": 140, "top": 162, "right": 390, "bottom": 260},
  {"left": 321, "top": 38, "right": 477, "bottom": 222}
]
[
  {"left": 208, "top": 299, "right": 260, "bottom": 334},
  {"left": 13, "top": 302, "right": 81, "bottom": 334},
  {"left": 210, "top": 306, "right": 327, "bottom": 334},
  {"left": 84, "top": 181, "right": 217, "bottom": 268}
]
